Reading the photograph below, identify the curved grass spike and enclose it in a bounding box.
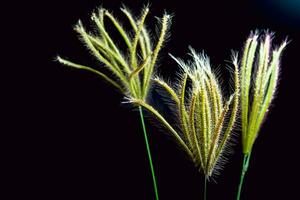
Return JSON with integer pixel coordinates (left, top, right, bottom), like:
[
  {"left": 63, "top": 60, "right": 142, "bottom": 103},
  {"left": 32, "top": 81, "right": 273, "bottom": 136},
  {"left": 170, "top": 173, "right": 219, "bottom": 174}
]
[
  {"left": 131, "top": 47, "right": 240, "bottom": 200},
  {"left": 236, "top": 31, "right": 287, "bottom": 200},
  {"left": 57, "top": 5, "right": 171, "bottom": 200}
]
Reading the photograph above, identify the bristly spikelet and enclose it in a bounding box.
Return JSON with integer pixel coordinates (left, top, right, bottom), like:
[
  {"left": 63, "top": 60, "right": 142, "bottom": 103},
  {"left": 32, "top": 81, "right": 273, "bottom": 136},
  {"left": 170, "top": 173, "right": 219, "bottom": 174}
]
[
  {"left": 57, "top": 6, "right": 171, "bottom": 100},
  {"left": 131, "top": 47, "right": 240, "bottom": 178},
  {"left": 239, "top": 31, "right": 287, "bottom": 154}
]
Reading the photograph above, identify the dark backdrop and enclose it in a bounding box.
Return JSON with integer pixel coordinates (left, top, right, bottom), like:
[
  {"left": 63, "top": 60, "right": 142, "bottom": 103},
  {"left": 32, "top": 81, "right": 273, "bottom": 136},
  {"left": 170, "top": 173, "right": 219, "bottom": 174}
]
[{"left": 8, "top": 0, "right": 300, "bottom": 199}]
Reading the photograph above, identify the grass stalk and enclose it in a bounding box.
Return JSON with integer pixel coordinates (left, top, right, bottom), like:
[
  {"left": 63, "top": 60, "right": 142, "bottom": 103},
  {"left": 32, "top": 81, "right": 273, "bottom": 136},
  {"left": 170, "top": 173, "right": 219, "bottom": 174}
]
[
  {"left": 204, "top": 176, "right": 207, "bottom": 200},
  {"left": 138, "top": 106, "right": 159, "bottom": 200},
  {"left": 236, "top": 152, "right": 252, "bottom": 200}
]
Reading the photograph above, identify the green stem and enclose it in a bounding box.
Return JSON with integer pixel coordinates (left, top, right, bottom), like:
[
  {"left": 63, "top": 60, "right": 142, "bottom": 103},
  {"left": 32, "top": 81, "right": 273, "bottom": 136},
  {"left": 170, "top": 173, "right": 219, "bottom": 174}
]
[
  {"left": 204, "top": 176, "right": 207, "bottom": 200},
  {"left": 236, "top": 152, "right": 252, "bottom": 200},
  {"left": 138, "top": 106, "right": 159, "bottom": 200}
]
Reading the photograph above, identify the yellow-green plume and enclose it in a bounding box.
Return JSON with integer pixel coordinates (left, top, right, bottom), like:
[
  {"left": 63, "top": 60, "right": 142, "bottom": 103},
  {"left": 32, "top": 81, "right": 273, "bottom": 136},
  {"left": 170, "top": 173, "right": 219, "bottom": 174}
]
[
  {"left": 57, "top": 6, "right": 171, "bottom": 100},
  {"left": 131, "top": 47, "right": 240, "bottom": 178},
  {"left": 236, "top": 31, "right": 287, "bottom": 200},
  {"left": 239, "top": 31, "right": 287, "bottom": 154}
]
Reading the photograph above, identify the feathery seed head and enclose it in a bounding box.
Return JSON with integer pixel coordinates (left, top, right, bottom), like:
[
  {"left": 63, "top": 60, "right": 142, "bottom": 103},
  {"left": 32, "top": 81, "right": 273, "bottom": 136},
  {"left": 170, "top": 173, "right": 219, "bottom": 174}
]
[
  {"left": 132, "top": 48, "right": 240, "bottom": 178},
  {"left": 57, "top": 6, "right": 171, "bottom": 100},
  {"left": 239, "top": 31, "right": 287, "bottom": 154}
]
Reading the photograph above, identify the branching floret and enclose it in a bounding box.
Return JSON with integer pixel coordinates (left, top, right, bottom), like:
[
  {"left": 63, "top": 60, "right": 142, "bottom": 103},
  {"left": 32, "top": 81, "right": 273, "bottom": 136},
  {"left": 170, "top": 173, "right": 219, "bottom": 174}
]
[
  {"left": 240, "top": 32, "right": 287, "bottom": 154},
  {"left": 57, "top": 6, "right": 171, "bottom": 100},
  {"left": 131, "top": 47, "right": 240, "bottom": 178}
]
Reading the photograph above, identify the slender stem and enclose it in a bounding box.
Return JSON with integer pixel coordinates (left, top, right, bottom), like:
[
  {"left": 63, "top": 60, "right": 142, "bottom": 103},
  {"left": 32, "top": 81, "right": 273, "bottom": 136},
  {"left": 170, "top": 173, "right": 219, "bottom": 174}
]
[
  {"left": 138, "top": 106, "right": 159, "bottom": 200},
  {"left": 236, "top": 152, "right": 252, "bottom": 200},
  {"left": 204, "top": 176, "right": 207, "bottom": 200}
]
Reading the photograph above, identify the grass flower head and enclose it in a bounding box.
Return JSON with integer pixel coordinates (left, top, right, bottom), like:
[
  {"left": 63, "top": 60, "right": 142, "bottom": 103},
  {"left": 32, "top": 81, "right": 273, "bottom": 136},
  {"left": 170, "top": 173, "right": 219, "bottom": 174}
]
[
  {"left": 132, "top": 48, "right": 240, "bottom": 178},
  {"left": 57, "top": 6, "right": 171, "bottom": 100},
  {"left": 239, "top": 31, "right": 287, "bottom": 154}
]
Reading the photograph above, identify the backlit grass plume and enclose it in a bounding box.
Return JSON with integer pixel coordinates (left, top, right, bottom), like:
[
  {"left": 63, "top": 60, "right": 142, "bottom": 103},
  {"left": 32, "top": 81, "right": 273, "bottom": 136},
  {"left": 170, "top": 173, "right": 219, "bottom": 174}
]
[
  {"left": 57, "top": 6, "right": 170, "bottom": 100},
  {"left": 57, "top": 6, "right": 171, "bottom": 200},
  {"left": 236, "top": 31, "right": 287, "bottom": 200},
  {"left": 131, "top": 48, "right": 240, "bottom": 199}
]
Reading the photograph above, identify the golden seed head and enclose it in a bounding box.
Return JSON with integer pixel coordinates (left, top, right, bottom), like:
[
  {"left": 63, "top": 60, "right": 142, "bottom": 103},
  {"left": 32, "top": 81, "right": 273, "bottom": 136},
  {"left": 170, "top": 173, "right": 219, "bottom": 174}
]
[{"left": 58, "top": 6, "right": 171, "bottom": 100}]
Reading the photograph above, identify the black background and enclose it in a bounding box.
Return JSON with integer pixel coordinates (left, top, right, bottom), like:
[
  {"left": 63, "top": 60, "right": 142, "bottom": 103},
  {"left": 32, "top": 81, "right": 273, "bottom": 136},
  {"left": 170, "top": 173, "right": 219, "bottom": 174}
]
[{"left": 8, "top": 0, "right": 300, "bottom": 199}]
